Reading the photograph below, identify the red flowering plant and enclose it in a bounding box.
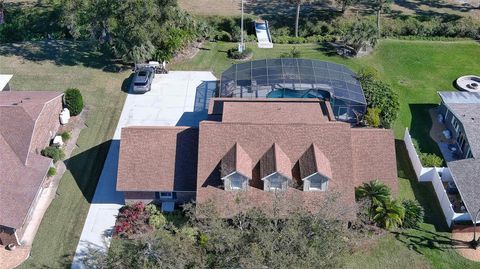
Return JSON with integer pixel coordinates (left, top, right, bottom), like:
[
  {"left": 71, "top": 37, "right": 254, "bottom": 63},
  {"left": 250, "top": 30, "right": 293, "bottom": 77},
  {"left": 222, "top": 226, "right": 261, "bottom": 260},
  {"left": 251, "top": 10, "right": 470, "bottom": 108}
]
[{"left": 114, "top": 202, "right": 152, "bottom": 238}]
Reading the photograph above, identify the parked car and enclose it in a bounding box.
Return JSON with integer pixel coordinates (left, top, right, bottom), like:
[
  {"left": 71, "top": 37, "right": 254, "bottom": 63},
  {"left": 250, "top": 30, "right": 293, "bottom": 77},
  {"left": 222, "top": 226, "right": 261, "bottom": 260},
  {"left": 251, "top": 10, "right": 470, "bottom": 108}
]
[{"left": 131, "top": 67, "right": 155, "bottom": 93}]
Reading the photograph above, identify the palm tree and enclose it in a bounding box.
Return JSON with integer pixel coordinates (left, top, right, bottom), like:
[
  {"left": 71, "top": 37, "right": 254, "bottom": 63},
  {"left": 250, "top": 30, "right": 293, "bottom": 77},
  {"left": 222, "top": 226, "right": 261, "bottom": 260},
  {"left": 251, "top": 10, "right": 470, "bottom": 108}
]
[
  {"left": 342, "top": 19, "right": 378, "bottom": 55},
  {"left": 373, "top": 198, "right": 405, "bottom": 229},
  {"left": 356, "top": 180, "right": 391, "bottom": 219},
  {"left": 288, "top": 0, "right": 314, "bottom": 38},
  {"left": 371, "top": 0, "right": 392, "bottom": 37}
]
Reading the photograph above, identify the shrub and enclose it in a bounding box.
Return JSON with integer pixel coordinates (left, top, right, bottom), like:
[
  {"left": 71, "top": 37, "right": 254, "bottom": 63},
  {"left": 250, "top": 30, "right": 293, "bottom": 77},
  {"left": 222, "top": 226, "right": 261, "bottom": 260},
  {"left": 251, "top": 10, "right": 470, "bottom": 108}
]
[
  {"left": 41, "top": 146, "right": 65, "bottom": 163},
  {"left": 419, "top": 153, "right": 443, "bottom": 167},
  {"left": 358, "top": 68, "right": 399, "bottom": 128},
  {"left": 227, "top": 47, "right": 253, "bottom": 60},
  {"left": 149, "top": 213, "right": 167, "bottom": 229},
  {"left": 365, "top": 107, "right": 381, "bottom": 128},
  {"left": 402, "top": 199, "right": 424, "bottom": 229},
  {"left": 64, "top": 88, "right": 84, "bottom": 116},
  {"left": 214, "top": 30, "right": 232, "bottom": 42},
  {"left": 61, "top": 131, "right": 71, "bottom": 141},
  {"left": 115, "top": 202, "right": 151, "bottom": 238},
  {"left": 280, "top": 46, "right": 301, "bottom": 58},
  {"left": 47, "top": 167, "right": 56, "bottom": 177}
]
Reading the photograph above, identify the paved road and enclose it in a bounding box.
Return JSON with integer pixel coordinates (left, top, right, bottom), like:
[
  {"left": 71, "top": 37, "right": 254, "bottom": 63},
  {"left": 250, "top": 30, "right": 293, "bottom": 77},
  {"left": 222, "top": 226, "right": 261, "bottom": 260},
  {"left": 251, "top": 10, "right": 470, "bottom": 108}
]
[{"left": 71, "top": 71, "right": 217, "bottom": 268}]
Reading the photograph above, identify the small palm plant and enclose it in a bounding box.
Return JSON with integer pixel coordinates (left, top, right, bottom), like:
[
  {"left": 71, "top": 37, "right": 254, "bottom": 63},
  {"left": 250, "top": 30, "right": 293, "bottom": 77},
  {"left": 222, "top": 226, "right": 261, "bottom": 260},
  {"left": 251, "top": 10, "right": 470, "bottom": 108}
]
[
  {"left": 373, "top": 198, "right": 405, "bottom": 230},
  {"left": 355, "top": 180, "right": 391, "bottom": 219}
]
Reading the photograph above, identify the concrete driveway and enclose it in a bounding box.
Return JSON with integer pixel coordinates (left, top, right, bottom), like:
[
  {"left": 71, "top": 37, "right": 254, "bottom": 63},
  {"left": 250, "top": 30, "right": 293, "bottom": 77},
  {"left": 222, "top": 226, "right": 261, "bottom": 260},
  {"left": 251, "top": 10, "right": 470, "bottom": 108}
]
[{"left": 71, "top": 71, "right": 217, "bottom": 269}]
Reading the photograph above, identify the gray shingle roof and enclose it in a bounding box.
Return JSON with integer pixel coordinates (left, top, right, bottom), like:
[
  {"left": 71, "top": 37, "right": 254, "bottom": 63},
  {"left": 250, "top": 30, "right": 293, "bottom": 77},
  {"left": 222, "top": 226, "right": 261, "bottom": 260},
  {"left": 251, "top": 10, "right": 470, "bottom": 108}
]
[
  {"left": 439, "top": 91, "right": 480, "bottom": 158},
  {"left": 448, "top": 158, "right": 480, "bottom": 216}
]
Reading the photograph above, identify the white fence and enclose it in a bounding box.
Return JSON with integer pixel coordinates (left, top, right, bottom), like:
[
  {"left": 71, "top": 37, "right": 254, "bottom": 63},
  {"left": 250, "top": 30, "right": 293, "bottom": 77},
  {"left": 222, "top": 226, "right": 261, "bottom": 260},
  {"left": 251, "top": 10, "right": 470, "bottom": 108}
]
[{"left": 403, "top": 128, "right": 470, "bottom": 227}]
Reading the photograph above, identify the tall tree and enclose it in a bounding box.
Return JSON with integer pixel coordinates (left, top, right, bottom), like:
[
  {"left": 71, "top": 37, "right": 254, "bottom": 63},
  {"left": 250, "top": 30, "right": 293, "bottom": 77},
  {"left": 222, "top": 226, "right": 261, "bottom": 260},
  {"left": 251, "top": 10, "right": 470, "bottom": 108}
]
[
  {"left": 370, "top": 0, "right": 393, "bottom": 37},
  {"left": 288, "top": 0, "right": 314, "bottom": 38}
]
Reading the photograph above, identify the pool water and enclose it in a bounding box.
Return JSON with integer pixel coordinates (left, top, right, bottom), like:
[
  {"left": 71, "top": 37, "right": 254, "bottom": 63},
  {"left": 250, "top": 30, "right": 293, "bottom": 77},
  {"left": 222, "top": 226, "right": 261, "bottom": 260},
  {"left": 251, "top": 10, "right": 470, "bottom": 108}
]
[{"left": 266, "top": 89, "right": 329, "bottom": 99}]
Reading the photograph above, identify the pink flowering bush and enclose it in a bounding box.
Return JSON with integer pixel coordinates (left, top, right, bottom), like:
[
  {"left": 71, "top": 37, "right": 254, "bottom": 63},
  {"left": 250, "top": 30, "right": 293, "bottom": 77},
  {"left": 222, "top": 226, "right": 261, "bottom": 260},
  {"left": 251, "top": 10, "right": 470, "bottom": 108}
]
[{"left": 115, "top": 202, "right": 151, "bottom": 238}]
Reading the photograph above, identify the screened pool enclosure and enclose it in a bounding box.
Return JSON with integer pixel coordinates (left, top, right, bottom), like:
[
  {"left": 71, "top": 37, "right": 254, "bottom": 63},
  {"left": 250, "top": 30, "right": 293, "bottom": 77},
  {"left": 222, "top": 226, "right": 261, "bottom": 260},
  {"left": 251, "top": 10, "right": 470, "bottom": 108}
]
[{"left": 220, "top": 58, "right": 367, "bottom": 122}]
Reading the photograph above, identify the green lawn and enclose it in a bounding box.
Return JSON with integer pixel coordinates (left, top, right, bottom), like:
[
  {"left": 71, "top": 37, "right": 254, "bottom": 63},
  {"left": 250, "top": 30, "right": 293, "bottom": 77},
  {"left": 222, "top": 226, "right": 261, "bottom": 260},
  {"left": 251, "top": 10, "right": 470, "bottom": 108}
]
[
  {"left": 0, "top": 40, "right": 129, "bottom": 268},
  {"left": 172, "top": 40, "right": 480, "bottom": 268}
]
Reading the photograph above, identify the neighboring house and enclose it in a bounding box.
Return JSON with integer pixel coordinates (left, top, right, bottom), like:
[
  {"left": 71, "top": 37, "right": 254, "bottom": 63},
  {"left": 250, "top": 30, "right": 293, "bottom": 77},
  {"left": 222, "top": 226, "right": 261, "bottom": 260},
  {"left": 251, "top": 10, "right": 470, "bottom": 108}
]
[
  {"left": 0, "top": 91, "right": 64, "bottom": 246},
  {"left": 0, "top": 74, "right": 13, "bottom": 91},
  {"left": 117, "top": 98, "right": 397, "bottom": 218},
  {"left": 437, "top": 91, "right": 480, "bottom": 220}
]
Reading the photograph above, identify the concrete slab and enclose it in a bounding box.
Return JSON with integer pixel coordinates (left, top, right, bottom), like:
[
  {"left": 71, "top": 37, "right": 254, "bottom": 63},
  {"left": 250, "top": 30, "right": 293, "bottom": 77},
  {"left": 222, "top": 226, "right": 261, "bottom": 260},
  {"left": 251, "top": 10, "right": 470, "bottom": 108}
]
[{"left": 71, "top": 71, "right": 216, "bottom": 269}]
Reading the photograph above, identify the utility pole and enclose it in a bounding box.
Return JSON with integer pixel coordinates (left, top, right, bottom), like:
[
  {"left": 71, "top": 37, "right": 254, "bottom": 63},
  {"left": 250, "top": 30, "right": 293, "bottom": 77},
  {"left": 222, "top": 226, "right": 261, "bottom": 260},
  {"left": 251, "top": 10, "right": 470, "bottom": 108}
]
[{"left": 238, "top": 0, "right": 245, "bottom": 53}]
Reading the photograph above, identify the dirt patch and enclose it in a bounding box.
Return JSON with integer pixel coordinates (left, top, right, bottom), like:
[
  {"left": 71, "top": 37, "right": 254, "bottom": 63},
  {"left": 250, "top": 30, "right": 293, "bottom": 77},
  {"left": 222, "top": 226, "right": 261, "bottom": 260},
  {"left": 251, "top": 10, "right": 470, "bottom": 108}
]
[
  {"left": 178, "top": 0, "right": 241, "bottom": 16},
  {"left": 0, "top": 245, "right": 30, "bottom": 269},
  {"left": 452, "top": 226, "right": 480, "bottom": 262},
  {"left": 169, "top": 41, "right": 204, "bottom": 65}
]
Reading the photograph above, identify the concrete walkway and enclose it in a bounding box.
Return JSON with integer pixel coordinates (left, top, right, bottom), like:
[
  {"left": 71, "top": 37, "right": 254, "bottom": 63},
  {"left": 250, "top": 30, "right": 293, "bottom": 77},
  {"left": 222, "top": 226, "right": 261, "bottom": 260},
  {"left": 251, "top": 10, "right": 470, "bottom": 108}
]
[{"left": 71, "top": 71, "right": 216, "bottom": 268}]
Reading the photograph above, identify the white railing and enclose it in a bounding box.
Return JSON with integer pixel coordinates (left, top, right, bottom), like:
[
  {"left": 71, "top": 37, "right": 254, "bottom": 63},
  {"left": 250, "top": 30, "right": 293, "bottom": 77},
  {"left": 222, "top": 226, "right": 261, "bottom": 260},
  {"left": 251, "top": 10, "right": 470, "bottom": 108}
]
[{"left": 403, "top": 128, "right": 470, "bottom": 227}]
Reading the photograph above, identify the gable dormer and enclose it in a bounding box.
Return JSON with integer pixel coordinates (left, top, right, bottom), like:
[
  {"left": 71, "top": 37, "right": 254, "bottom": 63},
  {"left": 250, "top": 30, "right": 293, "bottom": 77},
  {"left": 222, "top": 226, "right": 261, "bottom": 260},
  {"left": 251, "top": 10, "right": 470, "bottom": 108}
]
[
  {"left": 221, "top": 143, "right": 252, "bottom": 191},
  {"left": 260, "top": 143, "right": 291, "bottom": 192},
  {"left": 299, "top": 144, "right": 331, "bottom": 191}
]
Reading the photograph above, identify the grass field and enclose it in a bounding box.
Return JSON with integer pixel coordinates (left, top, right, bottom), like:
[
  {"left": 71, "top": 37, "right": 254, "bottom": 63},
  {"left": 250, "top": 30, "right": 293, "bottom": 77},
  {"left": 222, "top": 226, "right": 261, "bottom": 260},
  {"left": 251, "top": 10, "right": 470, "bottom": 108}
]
[{"left": 0, "top": 40, "right": 129, "bottom": 268}]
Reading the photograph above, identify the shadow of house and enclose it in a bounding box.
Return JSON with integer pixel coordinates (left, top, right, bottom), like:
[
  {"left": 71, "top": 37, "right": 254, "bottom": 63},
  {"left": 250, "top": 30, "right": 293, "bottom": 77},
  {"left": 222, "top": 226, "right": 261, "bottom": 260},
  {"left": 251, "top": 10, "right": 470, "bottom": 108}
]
[
  {"left": 172, "top": 129, "right": 199, "bottom": 203},
  {"left": 395, "top": 139, "right": 449, "bottom": 232},
  {"left": 409, "top": 103, "right": 443, "bottom": 156},
  {"left": 177, "top": 80, "right": 219, "bottom": 127},
  {"left": 65, "top": 140, "right": 118, "bottom": 204}
]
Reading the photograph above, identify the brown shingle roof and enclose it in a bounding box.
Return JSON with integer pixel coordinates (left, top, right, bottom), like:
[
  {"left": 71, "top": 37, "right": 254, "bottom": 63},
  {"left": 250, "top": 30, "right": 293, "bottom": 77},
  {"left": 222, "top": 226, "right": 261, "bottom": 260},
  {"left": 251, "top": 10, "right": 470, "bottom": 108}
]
[
  {"left": 221, "top": 99, "right": 327, "bottom": 124},
  {"left": 196, "top": 98, "right": 397, "bottom": 218},
  {"left": 259, "top": 143, "right": 292, "bottom": 179},
  {"left": 221, "top": 143, "right": 252, "bottom": 179},
  {"left": 299, "top": 144, "right": 332, "bottom": 179},
  {"left": 117, "top": 126, "right": 198, "bottom": 192},
  {"left": 0, "top": 91, "right": 63, "bottom": 229}
]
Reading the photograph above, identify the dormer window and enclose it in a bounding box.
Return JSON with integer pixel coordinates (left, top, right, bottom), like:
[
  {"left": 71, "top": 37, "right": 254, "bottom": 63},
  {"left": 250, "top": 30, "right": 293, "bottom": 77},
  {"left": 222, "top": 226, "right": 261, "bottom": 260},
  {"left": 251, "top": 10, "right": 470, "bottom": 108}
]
[
  {"left": 264, "top": 173, "right": 289, "bottom": 192},
  {"left": 299, "top": 144, "right": 332, "bottom": 192},
  {"left": 220, "top": 143, "right": 252, "bottom": 191},
  {"left": 306, "top": 174, "right": 328, "bottom": 191},
  {"left": 260, "top": 144, "right": 292, "bottom": 192}
]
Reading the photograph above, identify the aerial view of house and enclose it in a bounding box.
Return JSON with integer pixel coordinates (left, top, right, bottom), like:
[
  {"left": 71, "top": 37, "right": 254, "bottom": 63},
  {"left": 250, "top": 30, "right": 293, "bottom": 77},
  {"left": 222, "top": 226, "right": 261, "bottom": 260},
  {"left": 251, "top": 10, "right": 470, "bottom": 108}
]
[
  {"left": 116, "top": 97, "right": 397, "bottom": 217},
  {"left": 0, "top": 91, "right": 63, "bottom": 246},
  {"left": 3, "top": 0, "right": 480, "bottom": 268}
]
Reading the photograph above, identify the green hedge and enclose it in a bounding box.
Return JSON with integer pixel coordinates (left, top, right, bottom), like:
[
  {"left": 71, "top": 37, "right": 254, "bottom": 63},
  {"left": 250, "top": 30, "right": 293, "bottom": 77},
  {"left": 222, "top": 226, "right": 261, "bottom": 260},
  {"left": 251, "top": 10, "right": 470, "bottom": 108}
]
[
  {"left": 64, "top": 88, "right": 84, "bottom": 116},
  {"left": 41, "top": 146, "right": 65, "bottom": 163}
]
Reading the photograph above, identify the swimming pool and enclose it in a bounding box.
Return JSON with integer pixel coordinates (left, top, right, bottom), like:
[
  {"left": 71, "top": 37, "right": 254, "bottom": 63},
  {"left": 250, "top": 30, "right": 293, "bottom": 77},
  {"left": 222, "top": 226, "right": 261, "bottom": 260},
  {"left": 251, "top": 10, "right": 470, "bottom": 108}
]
[{"left": 266, "top": 89, "right": 330, "bottom": 99}]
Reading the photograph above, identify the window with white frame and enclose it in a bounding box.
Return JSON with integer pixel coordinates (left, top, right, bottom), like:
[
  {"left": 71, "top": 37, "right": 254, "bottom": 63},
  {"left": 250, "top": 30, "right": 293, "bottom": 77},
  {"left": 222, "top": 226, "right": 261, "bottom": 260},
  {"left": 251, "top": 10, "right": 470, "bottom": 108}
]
[
  {"left": 309, "top": 176, "right": 328, "bottom": 191},
  {"left": 230, "top": 174, "right": 244, "bottom": 190},
  {"left": 268, "top": 174, "right": 285, "bottom": 191}
]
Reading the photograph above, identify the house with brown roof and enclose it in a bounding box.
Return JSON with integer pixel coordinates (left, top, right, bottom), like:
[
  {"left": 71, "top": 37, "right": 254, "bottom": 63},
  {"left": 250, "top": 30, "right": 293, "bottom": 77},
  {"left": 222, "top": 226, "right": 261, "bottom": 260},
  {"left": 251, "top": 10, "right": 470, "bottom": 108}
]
[
  {"left": 0, "top": 91, "right": 64, "bottom": 246},
  {"left": 116, "top": 98, "right": 397, "bottom": 218}
]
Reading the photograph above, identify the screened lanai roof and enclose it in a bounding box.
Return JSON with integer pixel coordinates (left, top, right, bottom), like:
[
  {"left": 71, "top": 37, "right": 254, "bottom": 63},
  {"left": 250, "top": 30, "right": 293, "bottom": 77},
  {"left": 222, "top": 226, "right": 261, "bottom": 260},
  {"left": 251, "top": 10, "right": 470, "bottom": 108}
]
[{"left": 220, "top": 58, "right": 366, "bottom": 104}]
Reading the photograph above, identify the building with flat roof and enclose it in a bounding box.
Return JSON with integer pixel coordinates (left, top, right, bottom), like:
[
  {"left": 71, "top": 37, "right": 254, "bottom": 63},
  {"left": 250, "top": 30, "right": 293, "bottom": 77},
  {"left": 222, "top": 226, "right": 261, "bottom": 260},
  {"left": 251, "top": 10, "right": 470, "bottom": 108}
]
[{"left": 116, "top": 98, "right": 397, "bottom": 217}]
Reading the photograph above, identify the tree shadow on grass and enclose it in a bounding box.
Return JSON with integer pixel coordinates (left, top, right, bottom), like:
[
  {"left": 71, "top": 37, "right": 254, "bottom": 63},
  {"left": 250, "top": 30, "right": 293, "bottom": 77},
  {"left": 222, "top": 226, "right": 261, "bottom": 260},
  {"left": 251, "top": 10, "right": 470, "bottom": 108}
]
[
  {"left": 0, "top": 40, "right": 130, "bottom": 72},
  {"left": 244, "top": 0, "right": 341, "bottom": 31}
]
